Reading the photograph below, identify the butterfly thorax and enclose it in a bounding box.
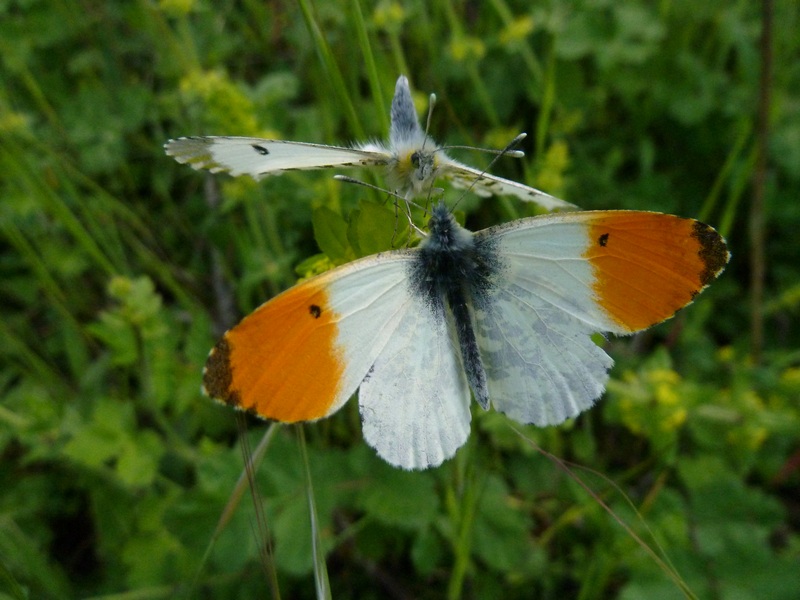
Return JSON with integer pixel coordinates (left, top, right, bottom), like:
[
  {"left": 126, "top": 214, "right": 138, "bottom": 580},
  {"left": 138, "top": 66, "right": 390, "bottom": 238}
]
[{"left": 408, "top": 205, "right": 501, "bottom": 408}]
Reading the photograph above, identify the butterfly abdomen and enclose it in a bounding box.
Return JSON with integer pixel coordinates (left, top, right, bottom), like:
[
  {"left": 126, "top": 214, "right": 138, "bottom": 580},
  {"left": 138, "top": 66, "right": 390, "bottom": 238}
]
[
  {"left": 409, "top": 206, "right": 502, "bottom": 409},
  {"left": 390, "top": 75, "right": 422, "bottom": 145}
]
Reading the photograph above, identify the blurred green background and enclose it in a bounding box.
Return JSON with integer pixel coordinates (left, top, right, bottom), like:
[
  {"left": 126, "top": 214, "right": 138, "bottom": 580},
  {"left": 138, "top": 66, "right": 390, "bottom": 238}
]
[{"left": 2, "top": 0, "right": 799, "bottom": 598}]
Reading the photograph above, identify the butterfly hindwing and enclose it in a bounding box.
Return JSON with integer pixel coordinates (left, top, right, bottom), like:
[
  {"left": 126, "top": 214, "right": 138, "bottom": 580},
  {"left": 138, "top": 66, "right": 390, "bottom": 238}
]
[
  {"left": 359, "top": 289, "right": 472, "bottom": 470},
  {"left": 474, "top": 283, "right": 613, "bottom": 426}
]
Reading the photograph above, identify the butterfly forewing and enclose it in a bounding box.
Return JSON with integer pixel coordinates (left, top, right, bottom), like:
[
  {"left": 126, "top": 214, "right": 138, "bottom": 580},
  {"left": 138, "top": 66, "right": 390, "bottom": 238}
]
[
  {"left": 358, "top": 287, "right": 472, "bottom": 470},
  {"left": 480, "top": 210, "right": 729, "bottom": 333},
  {"left": 582, "top": 212, "right": 730, "bottom": 331},
  {"left": 203, "top": 253, "right": 415, "bottom": 422},
  {"left": 166, "top": 136, "right": 389, "bottom": 179}
]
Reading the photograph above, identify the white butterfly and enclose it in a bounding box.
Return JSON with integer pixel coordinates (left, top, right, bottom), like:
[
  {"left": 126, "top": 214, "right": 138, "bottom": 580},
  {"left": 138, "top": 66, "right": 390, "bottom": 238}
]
[
  {"left": 165, "top": 75, "right": 575, "bottom": 211},
  {"left": 202, "top": 204, "right": 729, "bottom": 469}
]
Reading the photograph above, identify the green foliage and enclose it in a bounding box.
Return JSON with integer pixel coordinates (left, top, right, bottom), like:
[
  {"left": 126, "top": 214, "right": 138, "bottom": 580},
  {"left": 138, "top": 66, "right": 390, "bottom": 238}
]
[{"left": 2, "top": 0, "right": 799, "bottom": 599}]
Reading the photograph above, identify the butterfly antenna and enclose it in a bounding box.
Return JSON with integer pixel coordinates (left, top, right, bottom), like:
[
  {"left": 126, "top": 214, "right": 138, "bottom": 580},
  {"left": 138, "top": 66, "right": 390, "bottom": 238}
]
[
  {"left": 450, "top": 133, "right": 528, "bottom": 212},
  {"left": 334, "top": 174, "right": 415, "bottom": 208},
  {"left": 333, "top": 175, "right": 427, "bottom": 238},
  {"left": 421, "top": 92, "right": 437, "bottom": 152},
  {"left": 439, "top": 132, "right": 527, "bottom": 158},
  {"left": 422, "top": 182, "right": 446, "bottom": 218}
]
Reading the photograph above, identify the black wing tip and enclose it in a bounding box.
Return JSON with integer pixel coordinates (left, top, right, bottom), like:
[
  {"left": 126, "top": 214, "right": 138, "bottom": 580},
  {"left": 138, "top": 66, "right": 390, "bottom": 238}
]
[
  {"left": 164, "top": 135, "right": 208, "bottom": 155},
  {"left": 692, "top": 221, "right": 731, "bottom": 285},
  {"left": 202, "top": 337, "right": 241, "bottom": 407}
]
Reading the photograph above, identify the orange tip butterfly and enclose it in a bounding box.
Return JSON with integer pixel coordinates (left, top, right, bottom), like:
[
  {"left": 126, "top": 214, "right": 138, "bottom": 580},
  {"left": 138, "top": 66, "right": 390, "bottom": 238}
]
[
  {"left": 202, "top": 204, "right": 729, "bottom": 470},
  {"left": 165, "top": 75, "right": 575, "bottom": 211}
]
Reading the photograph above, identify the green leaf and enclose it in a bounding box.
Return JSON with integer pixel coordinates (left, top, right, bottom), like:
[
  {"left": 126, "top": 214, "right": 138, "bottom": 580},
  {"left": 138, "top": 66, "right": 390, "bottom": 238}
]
[
  {"left": 357, "top": 466, "right": 438, "bottom": 530},
  {"left": 347, "top": 200, "right": 409, "bottom": 257},
  {"left": 116, "top": 430, "right": 164, "bottom": 488},
  {"left": 61, "top": 399, "right": 131, "bottom": 470},
  {"left": 471, "top": 475, "right": 533, "bottom": 573},
  {"left": 272, "top": 490, "right": 314, "bottom": 576},
  {"left": 678, "top": 456, "right": 784, "bottom": 528},
  {"left": 85, "top": 312, "right": 138, "bottom": 366},
  {"left": 411, "top": 526, "right": 445, "bottom": 576},
  {"left": 312, "top": 205, "right": 352, "bottom": 264}
]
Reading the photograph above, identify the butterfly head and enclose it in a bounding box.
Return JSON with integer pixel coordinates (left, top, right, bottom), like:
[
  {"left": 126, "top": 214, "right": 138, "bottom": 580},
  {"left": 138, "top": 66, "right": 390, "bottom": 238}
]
[{"left": 386, "top": 145, "right": 439, "bottom": 196}]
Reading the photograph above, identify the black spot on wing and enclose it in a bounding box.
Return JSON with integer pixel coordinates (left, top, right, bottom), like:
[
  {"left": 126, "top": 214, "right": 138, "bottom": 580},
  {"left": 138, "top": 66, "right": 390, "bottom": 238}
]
[
  {"left": 252, "top": 144, "right": 269, "bottom": 155},
  {"left": 309, "top": 304, "right": 322, "bottom": 318},
  {"left": 598, "top": 232, "right": 609, "bottom": 247}
]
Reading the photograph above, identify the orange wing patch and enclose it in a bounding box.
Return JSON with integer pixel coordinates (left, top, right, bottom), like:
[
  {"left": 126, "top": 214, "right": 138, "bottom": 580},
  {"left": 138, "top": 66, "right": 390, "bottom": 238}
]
[
  {"left": 585, "top": 212, "right": 729, "bottom": 332},
  {"left": 202, "top": 278, "right": 345, "bottom": 422}
]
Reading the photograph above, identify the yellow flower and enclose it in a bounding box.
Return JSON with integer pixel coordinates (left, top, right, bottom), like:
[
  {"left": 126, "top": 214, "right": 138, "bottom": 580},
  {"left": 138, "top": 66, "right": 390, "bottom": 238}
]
[
  {"left": 298, "top": 255, "right": 337, "bottom": 280},
  {"left": 662, "top": 408, "right": 687, "bottom": 431},
  {"left": 535, "top": 140, "right": 570, "bottom": 196},
  {"left": 159, "top": 0, "right": 195, "bottom": 17},
  {"left": 716, "top": 345, "right": 735, "bottom": 363},
  {"left": 179, "top": 70, "right": 258, "bottom": 134},
  {"left": 500, "top": 16, "right": 535, "bottom": 46},
  {"left": 780, "top": 366, "right": 800, "bottom": 386},
  {"left": 0, "top": 111, "right": 30, "bottom": 135},
  {"left": 448, "top": 37, "right": 486, "bottom": 62},
  {"left": 655, "top": 382, "right": 680, "bottom": 406},
  {"left": 648, "top": 368, "right": 681, "bottom": 386},
  {"left": 373, "top": 1, "right": 406, "bottom": 31}
]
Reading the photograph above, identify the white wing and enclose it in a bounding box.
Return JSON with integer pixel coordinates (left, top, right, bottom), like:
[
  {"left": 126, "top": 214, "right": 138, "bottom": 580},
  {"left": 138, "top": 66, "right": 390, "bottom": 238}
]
[
  {"left": 442, "top": 160, "right": 577, "bottom": 211},
  {"left": 205, "top": 252, "right": 418, "bottom": 423},
  {"left": 265, "top": 248, "right": 472, "bottom": 470},
  {"left": 473, "top": 217, "right": 615, "bottom": 426},
  {"left": 165, "top": 136, "right": 390, "bottom": 179},
  {"left": 358, "top": 290, "right": 472, "bottom": 470}
]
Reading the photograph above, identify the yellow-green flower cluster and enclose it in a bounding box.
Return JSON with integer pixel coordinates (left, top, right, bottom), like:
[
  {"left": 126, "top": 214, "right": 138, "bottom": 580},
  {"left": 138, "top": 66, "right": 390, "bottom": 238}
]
[
  {"left": 373, "top": 1, "right": 406, "bottom": 32},
  {"left": 499, "top": 16, "right": 535, "bottom": 48},
  {"left": 611, "top": 367, "right": 688, "bottom": 438},
  {"left": 158, "top": 0, "right": 196, "bottom": 17},
  {"left": 179, "top": 69, "right": 258, "bottom": 134},
  {"left": 535, "top": 140, "right": 570, "bottom": 198},
  {"left": 448, "top": 36, "right": 486, "bottom": 63},
  {"left": 0, "top": 111, "right": 31, "bottom": 136}
]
